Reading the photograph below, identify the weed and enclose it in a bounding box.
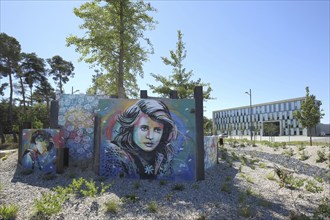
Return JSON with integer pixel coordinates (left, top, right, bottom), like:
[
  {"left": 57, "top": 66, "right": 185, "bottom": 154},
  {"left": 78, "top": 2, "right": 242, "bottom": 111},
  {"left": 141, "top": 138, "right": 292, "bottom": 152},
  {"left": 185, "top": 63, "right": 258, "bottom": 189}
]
[
  {"left": 246, "top": 187, "right": 256, "bottom": 196},
  {"left": 80, "top": 179, "right": 98, "bottom": 197},
  {"left": 314, "top": 176, "right": 324, "bottom": 183},
  {"left": 220, "top": 182, "right": 232, "bottom": 194},
  {"left": 299, "top": 150, "right": 309, "bottom": 161},
  {"left": 133, "top": 181, "right": 141, "bottom": 189},
  {"left": 1, "top": 155, "right": 8, "bottom": 161},
  {"left": 196, "top": 214, "right": 207, "bottom": 220},
  {"left": 124, "top": 194, "right": 139, "bottom": 203},
  {"left": 258, "top": 162, "right": 267, "bottom": 168},
  {"left": 100, "top": 182, "right": 111, "bottom": 195},
  {"left": 105, "top": 200, "right": 120, "bottom": 214},
  {"left": 231, "top": 152, "right": 239, "bottom": 160},
  {"left": 165, "top": 192, "right": 174, "bottom": 201},
  {"left": 246, "top": 175, "right": 255, "bottom": 184},
  {"left": 305, "top": 180, "right": 323, "bottom": 193},
  {"left": 298, "top": 144, "right": 306, "bottom": 151},
  {"left": 266, "top": 171, "right": 277, "bottom": 181},
  {"left": 316, "top": 150, "right": 327, "bottom": 163},
  {"left": 148, "top": 201, "right": 158, "bottom": 213},
  {"left": 172, "top": 183, "right": 185, "bottom": 191},
  {"left": 159, "top": 180, "right": 167, "bottom": 186},
  {"left": 283, "top": 148, "right": 295, "bottom": 157},
  {"left": 33, "top": 192, "right": 63, "bottom": 217},
  {"left": 313, "top": 198, "right": 330, "bottom": 219},
  {"left": 283, "top": 175, "right": 305, "bottom": 190},
  {"left": 238, "top": 192, "right": 247, "bottom": 203},
  {"left": 225, "top": 176, "right": 232, "bottom": 182},
  {"left": 238, "top": 165, "right": 242, "bottom": 172},
  {"left": 239, "top": 205, "right": 254, "bottom": 218},
  {"left": 191, "top": 183, "right": 199, "bottom": 189},
  {"left": 0, "top": 204, "right": 19, "bottom": 219}
]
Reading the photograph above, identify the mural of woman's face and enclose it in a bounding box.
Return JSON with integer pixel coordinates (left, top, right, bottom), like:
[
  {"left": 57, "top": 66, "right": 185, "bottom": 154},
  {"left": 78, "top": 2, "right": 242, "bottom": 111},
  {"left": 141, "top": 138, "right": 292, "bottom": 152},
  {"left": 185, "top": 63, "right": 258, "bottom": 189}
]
[
  {"left": 35, "top": 135, "right": 48, "bottom": 154},
  {"left": 133, "top": 113, "right": 164, "bottom": 152}
]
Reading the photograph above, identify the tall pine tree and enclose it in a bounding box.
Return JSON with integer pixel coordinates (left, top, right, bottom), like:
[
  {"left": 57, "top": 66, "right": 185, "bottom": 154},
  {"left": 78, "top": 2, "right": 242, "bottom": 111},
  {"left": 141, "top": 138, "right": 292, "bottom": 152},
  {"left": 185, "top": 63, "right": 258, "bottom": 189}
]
[{"left": 148, "top": 30, "right": 212, "bottom": 100}]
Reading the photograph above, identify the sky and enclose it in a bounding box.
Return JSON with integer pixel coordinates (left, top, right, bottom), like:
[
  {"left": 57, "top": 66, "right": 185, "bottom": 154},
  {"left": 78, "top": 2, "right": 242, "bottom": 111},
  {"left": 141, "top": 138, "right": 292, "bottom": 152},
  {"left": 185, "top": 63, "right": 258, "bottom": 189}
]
[{"left": 1, "top": 0, "right": 329, "bottom": 124}]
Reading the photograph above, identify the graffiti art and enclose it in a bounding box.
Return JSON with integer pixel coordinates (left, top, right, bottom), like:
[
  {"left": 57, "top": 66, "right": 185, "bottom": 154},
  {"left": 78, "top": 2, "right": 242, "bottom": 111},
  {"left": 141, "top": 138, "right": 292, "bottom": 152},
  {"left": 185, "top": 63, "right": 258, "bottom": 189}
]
[
  {"left": 21, "top": 129, "right": 62, "bottom": 172},
  {"left": 98, "top": 98, "right": 197, "bottom": 181}
]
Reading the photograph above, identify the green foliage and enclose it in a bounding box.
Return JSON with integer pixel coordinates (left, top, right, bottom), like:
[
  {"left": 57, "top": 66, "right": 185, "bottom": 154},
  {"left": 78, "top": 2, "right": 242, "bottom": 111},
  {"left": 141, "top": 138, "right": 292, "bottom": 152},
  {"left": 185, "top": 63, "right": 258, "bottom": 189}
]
[
  {"left": 100, "top": 182, "right": 111, "bottom": 195},
  {"left": 165, "top": 192, "right": 174, "bottom": 201},
  {"left": 305, "top": 180, "right": 323, "bottom": 193},
  {"left": 284, "top": 176, "right": 305, "bottom": 190},
  {"left": 33, "top": 193, "right": 63, "bottom": 217},
  {"left": 316, "top": 150, "right": 327, "bottom": 163},
  {"left": 283, "top": 148, "right": 295, "bottom": 157},
  {"left": 67, "top": 0, "right": 157, "bottom": 98},
  {"left": 293, "top": 87, "right": 324, "bottom": 146},
  {"left": 266, "top": 171, "right": 277, "bottom": 181},
  {"left": 172, "top": 183, "right": 185, "bottom": 191},
  {"left": 299, "top": 150, "right": 310, "bottom": 161},
  {"left": 104, "top": 200, "right": 120, "bottom": 214},
  {"left": 148, "top": 30, "right": 212, "bottom": 100},
  {"left": 313, "top": 198, "right": 330, "bottom": 219},
  {"left": 239, "top": 205, "right": 254, "bottom": 218},
  {"left": 80, "top": 179, "right": 98, "bottom": 197},
  {"left": 298, "top": 143, "right": 306, "bottom": 151},
  {"left": 147, "top": 201, "right": 158, "bottom": 213},
  {"left": 259, "top": 162, "right": 267, "bottom": 168},
  {"left": 220, "top": 182, "right": 232, "bottom": 194},
  {"left": 1, "top": 155, "right": 8, "bottom": 161},
  {"left": 124, "top": 194, "right": 139, "bottom": 203},
  {"left": 0, "top": 203, "right": 19, "bottom": 220}
]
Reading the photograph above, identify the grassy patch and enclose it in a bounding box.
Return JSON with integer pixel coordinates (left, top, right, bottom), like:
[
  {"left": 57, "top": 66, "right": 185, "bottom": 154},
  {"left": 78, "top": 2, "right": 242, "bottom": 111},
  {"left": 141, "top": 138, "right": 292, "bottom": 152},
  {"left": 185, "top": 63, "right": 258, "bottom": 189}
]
[
  {"left": 305, "top": 180, "right": 323, "bottom": 193},
  {"left": 172, "top": 183, "right": 185, "bottom": 191},
  {"left": 316, "top": 150, "right": 327, "bottom": 163},
  {"left": 147, "top": 201, "right": 158, "bottom": 213},
  {"left": 0, "top": 204, "right": 19, "bottom": 220},
  {"left": 105, "top": 200, "right": 120, "bottom": 214},
  {"left": 266, "top": 171, "right": 277, "bottom": 181},
  {"left": 220, "top": 182, "right": 232, "bottom": 194}
]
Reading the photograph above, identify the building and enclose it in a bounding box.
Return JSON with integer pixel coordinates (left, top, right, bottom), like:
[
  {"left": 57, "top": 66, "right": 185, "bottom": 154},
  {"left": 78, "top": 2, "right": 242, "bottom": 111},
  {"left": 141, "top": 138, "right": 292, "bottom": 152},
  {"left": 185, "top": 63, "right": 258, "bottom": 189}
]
[{"left": 213, "top": 97, "right": 311, "bottom": 136}]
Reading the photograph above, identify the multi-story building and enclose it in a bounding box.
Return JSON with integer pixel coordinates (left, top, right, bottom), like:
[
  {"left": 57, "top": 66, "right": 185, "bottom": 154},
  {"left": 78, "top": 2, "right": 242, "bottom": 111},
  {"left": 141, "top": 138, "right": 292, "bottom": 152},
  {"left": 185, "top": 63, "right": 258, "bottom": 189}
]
[{"left": 213, "top": 97, "right": 310, "bottom": 136}]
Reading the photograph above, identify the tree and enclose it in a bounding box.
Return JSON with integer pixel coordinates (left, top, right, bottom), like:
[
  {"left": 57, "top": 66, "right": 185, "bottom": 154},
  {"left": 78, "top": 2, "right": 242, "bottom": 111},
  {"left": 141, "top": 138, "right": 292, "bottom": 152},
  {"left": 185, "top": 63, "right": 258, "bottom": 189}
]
[
  {"left": 0, "top": 33, "right": 21, "bottom": 142},
  {"left": 148, "top": 30, "right": 212, "bottom": 100},
  {"left": 20, "top": 52, "right": 47, "bottom": 107},
  {"left": 293, "top": 87, "right": 324, "bottom": 146},
  {"left": 66, "top": 0, "right": 157, "bottom": 98},
  {"left": 203, "top": 116, "right": 213, "bottom": 135},
  {"left": 47, "top": 55, "right": 74, "bottom": 94},
  {"left": 33, "top": 80, "right": 55, "bottom": 111}
]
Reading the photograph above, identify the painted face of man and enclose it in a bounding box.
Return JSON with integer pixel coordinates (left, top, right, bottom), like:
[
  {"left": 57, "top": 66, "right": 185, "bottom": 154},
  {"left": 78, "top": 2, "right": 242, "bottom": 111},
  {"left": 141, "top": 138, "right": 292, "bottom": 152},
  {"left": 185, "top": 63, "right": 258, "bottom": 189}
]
[{"left": 133, "top": 113, "right": 164, "bottom": 152}]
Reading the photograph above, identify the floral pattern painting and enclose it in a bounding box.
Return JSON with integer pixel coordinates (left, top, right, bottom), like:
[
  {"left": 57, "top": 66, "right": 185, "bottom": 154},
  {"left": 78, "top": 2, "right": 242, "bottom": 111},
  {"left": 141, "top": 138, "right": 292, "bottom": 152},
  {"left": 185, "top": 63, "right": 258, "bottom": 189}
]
[{"left": 58, "top": 94, "right": 107, "bottom": 162}]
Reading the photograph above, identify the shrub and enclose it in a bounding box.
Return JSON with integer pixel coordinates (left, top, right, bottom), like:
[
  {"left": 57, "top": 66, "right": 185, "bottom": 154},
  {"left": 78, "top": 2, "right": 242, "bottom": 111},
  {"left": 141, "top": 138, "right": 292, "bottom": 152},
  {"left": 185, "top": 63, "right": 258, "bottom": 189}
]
[
  {"left": 148, "top": 201, "right": 158, "bottom": 213},
  {"left": 305, "top": 180, "right": 323, "bottom": 193},
  {"left": 33, "top": 193, "right": 63, "bottom": 217},
  {"left": 316, "top": 150, "right": 327, "bottom": 163},
  {"left": 81, "top": 179, "right": 98, "bottom": 197},
  {"left": 299, "top": 150, "right": 309, "bottom": 161},
  {"left": 105, "top": 200, "right": 120, "bottom": 214},
  {"left": 172, "top": 183, "right": 185, "bottom": 191},
  {"left": 0, "top": 204, "right": 19, "bottom": 220}
]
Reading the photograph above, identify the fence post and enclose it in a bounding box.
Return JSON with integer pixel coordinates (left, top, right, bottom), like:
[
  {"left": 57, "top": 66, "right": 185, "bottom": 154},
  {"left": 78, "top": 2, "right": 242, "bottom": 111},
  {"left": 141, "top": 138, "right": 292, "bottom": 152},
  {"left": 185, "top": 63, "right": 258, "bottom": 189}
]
[
  {"left": 18, "top": 122, "right": 31, "bottom": 164},
  {"left": 194, "top": 86, "right": 204, "bottom": 180}
]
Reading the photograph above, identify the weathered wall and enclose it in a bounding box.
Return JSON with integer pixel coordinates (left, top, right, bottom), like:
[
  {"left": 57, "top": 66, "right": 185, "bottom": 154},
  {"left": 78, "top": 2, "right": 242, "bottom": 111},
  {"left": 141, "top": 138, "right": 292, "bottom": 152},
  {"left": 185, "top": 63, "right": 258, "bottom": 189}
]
[
  {"left": 204, "top": 136, "right": 218, "bottom": 170},
  {"left": 96, "top": 98, "right": 197, "bottom": 181},
  {"left": 20, "top": 129, "right": 62, "bottom": 172}
]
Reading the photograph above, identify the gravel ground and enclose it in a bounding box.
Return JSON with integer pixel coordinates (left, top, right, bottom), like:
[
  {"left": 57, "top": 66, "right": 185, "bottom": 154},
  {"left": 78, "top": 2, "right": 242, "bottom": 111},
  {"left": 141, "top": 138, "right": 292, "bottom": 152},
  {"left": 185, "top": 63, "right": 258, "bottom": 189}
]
[{"left": 0, "top": 143, "right": 329, "bottom": 220}]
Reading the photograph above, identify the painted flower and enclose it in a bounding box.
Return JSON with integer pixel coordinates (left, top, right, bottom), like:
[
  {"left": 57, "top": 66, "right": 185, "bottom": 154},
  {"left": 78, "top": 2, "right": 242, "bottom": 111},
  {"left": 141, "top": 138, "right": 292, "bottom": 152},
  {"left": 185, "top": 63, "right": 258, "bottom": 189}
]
[{"left": 144, "top": 165, "right": 154, "bottom": 175}]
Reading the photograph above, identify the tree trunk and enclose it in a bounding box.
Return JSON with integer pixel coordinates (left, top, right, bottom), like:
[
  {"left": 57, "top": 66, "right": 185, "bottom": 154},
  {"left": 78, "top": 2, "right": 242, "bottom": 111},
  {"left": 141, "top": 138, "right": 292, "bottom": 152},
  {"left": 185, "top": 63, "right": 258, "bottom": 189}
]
[
  {"left": 18, "top": 75, "right": 27, "bottom": 115},
  {"left": 8, "top": 72, "right": 14, "bottom": 141},
  {"left": 117, "top": 0, "right": 126, "bottom": 98},
  {"left": 0, "top": 124, "right": 5, "bottom": 144},
  {"left": 309, "top": 127, "right": 313, "bottom": 146}
]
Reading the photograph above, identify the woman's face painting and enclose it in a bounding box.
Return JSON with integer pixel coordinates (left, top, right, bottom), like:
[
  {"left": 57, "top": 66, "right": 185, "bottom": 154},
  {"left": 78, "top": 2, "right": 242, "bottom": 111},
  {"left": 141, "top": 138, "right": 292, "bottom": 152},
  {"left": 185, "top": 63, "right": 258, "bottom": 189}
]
[
  {"left": 133, "top": 113, "right": 164, "bottom": 152},
  {"left": 35, "top": 135, "right": 48, "bottom": 154}
]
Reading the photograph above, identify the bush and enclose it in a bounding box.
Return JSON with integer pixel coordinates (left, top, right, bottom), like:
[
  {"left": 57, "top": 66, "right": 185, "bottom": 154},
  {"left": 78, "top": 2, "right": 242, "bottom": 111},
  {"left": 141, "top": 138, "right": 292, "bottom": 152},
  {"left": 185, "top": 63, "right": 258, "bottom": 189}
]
[
  {"left": 33, "top": 193, "right": 63, "bottom": 217},
  {"left": 0, "top": 204, "right": 19, "bottom": 220}
]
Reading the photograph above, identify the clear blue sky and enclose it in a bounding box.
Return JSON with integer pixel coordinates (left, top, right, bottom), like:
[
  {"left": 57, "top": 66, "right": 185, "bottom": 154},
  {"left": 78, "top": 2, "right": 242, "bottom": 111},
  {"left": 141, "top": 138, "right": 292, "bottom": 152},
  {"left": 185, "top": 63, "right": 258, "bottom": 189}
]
[{"left": 1, "top": 0, "right": 329, "bottom": 124}]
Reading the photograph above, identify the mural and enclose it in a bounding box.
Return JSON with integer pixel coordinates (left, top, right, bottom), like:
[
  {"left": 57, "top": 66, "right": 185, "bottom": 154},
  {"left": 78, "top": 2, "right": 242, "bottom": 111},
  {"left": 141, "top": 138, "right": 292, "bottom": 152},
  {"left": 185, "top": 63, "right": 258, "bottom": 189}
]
[
  {"left": 97, "top": 98, "right": 197, "bottom": 181},
  {"left": 204, "top": 136, "right": 218, "bottom": 169},
  {"left": 21, "top": 129, "right": 62, "bottom": 172},
  {"left": 58, "top": 94, "right": 107, "bottom": 162}
]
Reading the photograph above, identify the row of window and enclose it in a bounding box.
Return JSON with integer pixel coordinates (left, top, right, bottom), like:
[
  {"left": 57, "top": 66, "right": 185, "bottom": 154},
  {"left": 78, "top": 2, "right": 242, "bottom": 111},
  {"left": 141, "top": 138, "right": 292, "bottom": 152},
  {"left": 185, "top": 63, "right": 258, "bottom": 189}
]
[{"left": 213, "top": 100, "right": 302, "bottom": 118}]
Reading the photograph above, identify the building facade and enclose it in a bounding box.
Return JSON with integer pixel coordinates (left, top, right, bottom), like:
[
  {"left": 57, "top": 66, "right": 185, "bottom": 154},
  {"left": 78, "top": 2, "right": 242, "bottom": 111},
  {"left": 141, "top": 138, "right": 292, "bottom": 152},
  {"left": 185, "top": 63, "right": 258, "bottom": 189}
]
[{"left": 213, "top": 97, "right": 308, "bottom": 136}]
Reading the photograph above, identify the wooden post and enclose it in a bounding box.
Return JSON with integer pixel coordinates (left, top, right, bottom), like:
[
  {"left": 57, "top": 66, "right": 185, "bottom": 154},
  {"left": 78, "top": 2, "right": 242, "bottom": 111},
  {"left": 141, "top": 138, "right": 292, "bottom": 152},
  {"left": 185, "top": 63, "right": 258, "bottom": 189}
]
[
  {"left": 170, "top": 90, "right": 178, "bottom": 99},
  {"left": 194, "top": 86, "right": 204, "bottom": 180},
  {"left": 93, "top": 115, "right": 101, "bottom": 174},
  {"left": 56, "top": 148, "right": 64, "bottom": 174},
  {"left": 140, "top": 90, "right": 148, "bottom": 98},
  {"left": 18, "top": 122, "right": 31, "bottom": 164},
  {"left": 50, "top": 100, "right": 59, "bottom": 129}
]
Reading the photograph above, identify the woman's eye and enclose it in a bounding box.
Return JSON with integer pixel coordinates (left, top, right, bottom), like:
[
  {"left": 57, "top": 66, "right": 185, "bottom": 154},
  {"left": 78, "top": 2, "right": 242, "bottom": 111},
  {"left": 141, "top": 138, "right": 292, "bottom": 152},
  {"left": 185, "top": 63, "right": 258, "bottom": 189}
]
[
  {"left": 154, "top": 127, "right": 162, "bottom": 133},
  {"left": 140, "top": 125, "right": 149, "bottom": 131}
]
